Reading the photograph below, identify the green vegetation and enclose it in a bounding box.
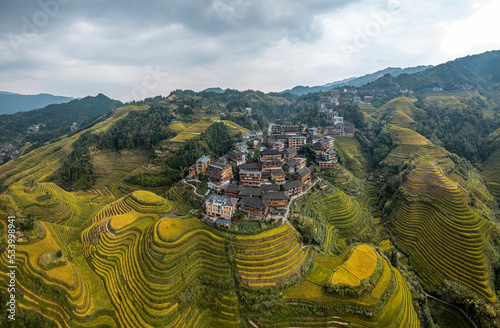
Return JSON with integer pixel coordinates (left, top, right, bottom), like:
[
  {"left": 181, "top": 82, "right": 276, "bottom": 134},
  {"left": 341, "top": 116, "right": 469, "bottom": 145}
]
[{"left": 1, "top": 82, "right": 500, "bottom": 327}]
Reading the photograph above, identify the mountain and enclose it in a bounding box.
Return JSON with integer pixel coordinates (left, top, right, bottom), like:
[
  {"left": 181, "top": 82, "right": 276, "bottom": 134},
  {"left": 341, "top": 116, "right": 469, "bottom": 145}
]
[
  {"left": 202, "top": 87, "right": 227, "bottom": 93},
  {"left": 0, "top": 93, "right": 122, "bottom": 144},
  {"left": 283, "top": 65, "right": 433, "bottom": 95},
  {"left": 0, "top": 92, "right": 74, "bottom": 115},
  {"left": 363, "top": 50, "right": 500, "bottom": 93}
]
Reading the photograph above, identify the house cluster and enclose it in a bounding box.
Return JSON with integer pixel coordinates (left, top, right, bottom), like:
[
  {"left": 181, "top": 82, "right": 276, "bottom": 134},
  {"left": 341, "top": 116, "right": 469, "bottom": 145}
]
[
  {"left": 318, "top": 89, "right": 375, "bottom": 107},
  {"left": 0, "top": 143, "right": 19, "bottom": 163},
  {"left": 189, "top": 127, "right": 339, "bottom": 226}
]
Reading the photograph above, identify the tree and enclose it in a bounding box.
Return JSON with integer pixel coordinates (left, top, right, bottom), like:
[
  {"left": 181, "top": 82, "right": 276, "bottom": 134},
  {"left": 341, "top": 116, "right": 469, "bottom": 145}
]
[
  {"left": 298, "top": 144, "right": 317, "bottom": 165},
  {"left": 303, "top": 220, "right": 316, "bottom": 244}
]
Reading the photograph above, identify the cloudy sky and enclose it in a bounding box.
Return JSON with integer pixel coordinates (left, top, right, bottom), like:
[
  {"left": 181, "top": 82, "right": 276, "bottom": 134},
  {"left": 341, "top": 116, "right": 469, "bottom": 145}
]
[{"left": 0, "top": 0, "right": 499, "bottom": 101}]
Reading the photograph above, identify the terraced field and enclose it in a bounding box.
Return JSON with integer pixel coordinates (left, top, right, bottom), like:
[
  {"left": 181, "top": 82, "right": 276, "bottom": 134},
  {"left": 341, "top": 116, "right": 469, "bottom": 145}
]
[
  {"left": 392, "top": 161, "right": 496, "bottom": 301},
  {"left": 334, "top": 136, "right": 366, "bottom": 178},
  {"left": 377, "top": 97, "right": 425, "bottom": 125},
  {"left": 79, "top": 191, "right": 243, "bottom": 327},
  {"left": 389, "top": 125, "right": 430, "bottom": 146},
  {"left": 232, "top": 224, "right": 310, "bottom": 288},
  {"left": 484, "top": 149, "right": 500, "bottom": 199},
  {"left": 171, "top": 118, "right": 250, "bottom": 142},
  {"left": 279, "top": 245, "right": 420, "bottom": 327},
  {"left": 0, "top": 221, "right": 118, "bottom": 327},
  {"left": 296, "top": 185, "right": 369, "bottom": 254}
]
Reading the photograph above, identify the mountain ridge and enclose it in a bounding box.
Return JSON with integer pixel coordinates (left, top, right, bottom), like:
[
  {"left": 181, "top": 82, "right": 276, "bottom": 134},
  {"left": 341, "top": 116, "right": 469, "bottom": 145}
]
[
  {"left": 282, "top": 65, "right": 433, "bottom": 95},
  {"left": 0, "top": 91, "right": 75, "bottom": 115}
]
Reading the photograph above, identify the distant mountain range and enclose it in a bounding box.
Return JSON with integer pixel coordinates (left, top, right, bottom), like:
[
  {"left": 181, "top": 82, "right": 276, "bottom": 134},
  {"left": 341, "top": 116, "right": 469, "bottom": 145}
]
[
  {"left": 0, "top": 92, "right": 74, "bottom": 115},
  {"left": 363, "top": 50, "right": 500, "bottom": 93},
  {"left": 282, "top": 66, "right": 433, "bottom": 95}
]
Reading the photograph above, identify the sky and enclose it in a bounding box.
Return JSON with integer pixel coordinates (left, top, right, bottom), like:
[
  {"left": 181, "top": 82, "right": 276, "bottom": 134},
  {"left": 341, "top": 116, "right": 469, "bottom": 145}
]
[{"left": 0, "top": 0, "right": 499, "bottom": 102}]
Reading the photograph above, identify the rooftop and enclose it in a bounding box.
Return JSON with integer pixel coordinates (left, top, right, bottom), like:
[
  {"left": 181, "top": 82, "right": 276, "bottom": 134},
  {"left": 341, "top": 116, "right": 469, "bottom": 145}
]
[
  {"left": 239, "top": 196, "right": 267, "bottom": 209},
  {"left": 197, "top": 156, "right": 210, "bottom": 164}
]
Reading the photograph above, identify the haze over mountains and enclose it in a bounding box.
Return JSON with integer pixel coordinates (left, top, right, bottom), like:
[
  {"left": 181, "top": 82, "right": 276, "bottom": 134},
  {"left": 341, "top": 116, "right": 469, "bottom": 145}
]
[
  {"left": 281, "top": 65, "right": 433, "bottom": 95},
  {"left": 0, "top": 92, "right": 74, "bottom": 115}
]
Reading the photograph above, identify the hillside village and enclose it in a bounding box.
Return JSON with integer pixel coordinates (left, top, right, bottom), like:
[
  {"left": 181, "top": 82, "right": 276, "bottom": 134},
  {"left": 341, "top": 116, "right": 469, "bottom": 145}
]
[{"left": 189, "top": 116, "right": 356, "bottom": 227}]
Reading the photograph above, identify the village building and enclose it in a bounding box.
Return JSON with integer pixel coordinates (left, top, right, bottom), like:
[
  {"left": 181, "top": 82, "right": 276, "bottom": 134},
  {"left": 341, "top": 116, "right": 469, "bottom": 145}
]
[
  {"left": 217, "top": 154, "right": 230, "bottom": 164},
  {"left": 314, "top": 139, "right": 331, "bottom": 152},
  {"left": 280, "top": 123, "right": 300, "bottom": 134},
  {"left": 281, "top": 180, "right": 303, "bottom": 197},
  {"left": 288, "top": 135, "right": 307, "bottom": 149},
  {"left": 239, "top": 197, "right": 268, "bottom": 218},
  {"left": 282, "top": 147, "right": 297, "bottom": 160},
  {"left": 229, "top": 150, "right": 247, "bottom": 166},
  {"left": 207, "top": 162, "right": 232, "bottom": 192},
  {"left": 261, "top": 184, "right": 281, "bottom": 194},
  {"left": 234, "top": 142, "right": 249, "bottom": 153},
  {"left": 260, "top": 158, "right": 282, "bottom": 174},
  {"left": 261, "top": 149, "right": 283, "bottom": 161},
  {"left": 188, "top": 156, "right": 211, "bottom": 179},
  {"left": 263, "top": 191, "right": 289, "bottom": 214},
  {"left": 269, "top": 135, "right": 290, "bottom": 147},
  {"left": 293, "top": 167, "right": 312, "bottom": 185},
  {"left": 239, "top": 187, "right": 262, "bottom": 198},
  {"left": 270, "top": 168, "right": 285, "bottom": 184},
  {"left": 222, "top": 184, "right": 242, "bottom": 198},
  {"left": 271, "top": 140, "right": 285, "bottom": 151},
  {"left": 323, "top": 126, "right": 337, "bottom": 135},
  {"left": 204, "top": 194, "right": 238, "bottom": 220},
  {"left": 245, "top": 107, "right": 252, "bottom": 115},
  {"left": 239, "top": 169, "right": 262, "bottom": 187},
  {"left": 319, "top": 160, "right": 336, "bottom": 170},
  {"left": 239, "top": 162, "right": 261, "bottom": 171},
  {"left": 283, "top": 160, "right": 301, "bottom": 173}
]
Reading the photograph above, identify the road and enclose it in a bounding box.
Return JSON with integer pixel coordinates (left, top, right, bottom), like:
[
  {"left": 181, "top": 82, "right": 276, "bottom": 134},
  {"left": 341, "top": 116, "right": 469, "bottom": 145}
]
[
  {"left": 183, "top": 180, "right": 204, "bottom": 197},
  {"left": 426, "top": 293, "right": 478, "bottom": 328}
]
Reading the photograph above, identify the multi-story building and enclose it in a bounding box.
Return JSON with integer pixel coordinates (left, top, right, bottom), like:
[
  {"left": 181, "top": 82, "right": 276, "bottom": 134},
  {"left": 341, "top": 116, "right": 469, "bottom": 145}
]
[
  {"left": 323, "top": 126, "right": 336, "bottom": 135},
  {"left": 280, "top": 123, "right": 300, "bottom": 134},
  {"left": 234, "top": 142, "right": 249, "bottom": 153},
  {"left": 222, "top": 184, "right": 242, "bottom": 198},
  {"left": 314, "top": 139, "right": 330, "bottom": 152},
  {"left": 207, "top": 162, "right": 232, "bottom": 192},
  {"left": 288, "top": 136, "right": 306, "bottom": 149},
  {"left": 187, "top": 156, "right": 211, "bottom": 179},
  {"left": 261, "top": 149, "right": 283, "bottom": 161},
  {"left": 260, "top": 159, "right": 282, "bottom": 174},
  {"left": 281, "top": 180, "right": 303, "bottom": 197},
  {"left": 271, "top": 140, "right": 285, "bottom": 151},
  {"left": 204, "top": 194, "right": 238, "bottom": 220},
  {"left": 263, "top": 191, "right": 289, "bottom": 213},
  {"left": 318, "top": 161, "right": 336, "bottom": 170},
  {"left": 282, "top": 147, "right": 297, "bottom": 160},
  {"left": 239, "top": 197, "right": 268, "bottom": 218},
  {"left": 293, "top": 167, "right": 312, "bottom": 185},
  {"left": 239, "top": 169, "right": 262, "bottom": 187},
  {"left": 270, "top": 169, "right": 285, "bottom": 184},
  {"left": 229, "top": 150, "right": 247, "bottom": 166}
]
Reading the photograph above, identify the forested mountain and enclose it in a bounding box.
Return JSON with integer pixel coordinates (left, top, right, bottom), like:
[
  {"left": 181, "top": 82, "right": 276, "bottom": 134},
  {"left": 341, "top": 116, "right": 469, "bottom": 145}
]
[
  {"left": 364, "top": 50, "right": 500, "bottom": 93},
  {"left": 282, "top": 65, "right": 432, "bottom": 95},
  {"left": 0, "top": 93, "right": 123, "bottom": 146},
  {"left": 0, "top": 91, "right": 74, "bottom": 115}
]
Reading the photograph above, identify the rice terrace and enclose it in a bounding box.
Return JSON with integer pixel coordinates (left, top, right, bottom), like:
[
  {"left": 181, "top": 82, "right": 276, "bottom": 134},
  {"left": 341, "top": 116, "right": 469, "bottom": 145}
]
[{"left": 1, "top": 50, "right": 500, "bottom": 328}]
